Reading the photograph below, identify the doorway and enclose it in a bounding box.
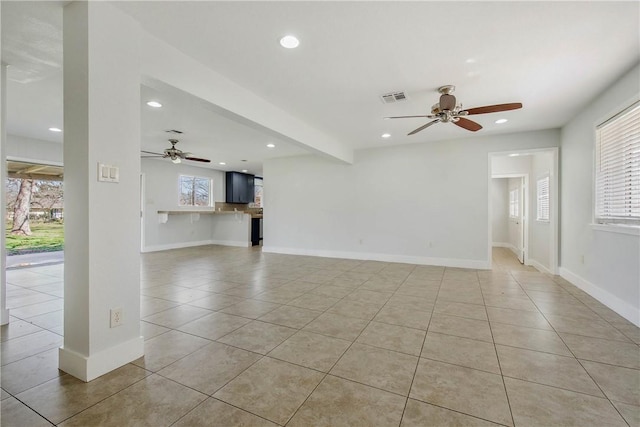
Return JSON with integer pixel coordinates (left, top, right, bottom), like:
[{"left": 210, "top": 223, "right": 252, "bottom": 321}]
[
  {"left": 488, "top": 148, "right": 559, "bottom": 274},
  {"left": 5, "top": 160, "right": 64, "bottom": 267},
  {"left": 492, "top": 175, "right": 528, "bottom": 265}
]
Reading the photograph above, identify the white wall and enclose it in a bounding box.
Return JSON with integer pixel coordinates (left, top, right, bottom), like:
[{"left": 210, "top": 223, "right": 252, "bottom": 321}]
[
  {"left": 6, "top": 134, "right": 62, "bottom": 165},
  {"left": 1, "top": 62, "right": 9, "bottom": 324},
  {"left": 61, "top": 1, "right": 143, "bottom": 381},
  {"left": 560, "top": 63, "right": 640, "bottom": 325},
  {"left": 142, "top": 159, "right": 222, "bottom": 249},
  {"left": 529, "top": 151, "right": 553, "bottom": 272},
  {"left": 264, "top": 129, "right": 560, "bottom": 268},
  {"left": 141, "top": 159, "right": 250, "bottom": 251},
  {"left": 491, "top": 179, "right": 509, "bottom": 245}
]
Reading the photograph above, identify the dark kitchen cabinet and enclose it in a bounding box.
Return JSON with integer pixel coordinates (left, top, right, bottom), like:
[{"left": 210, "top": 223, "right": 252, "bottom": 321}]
[{"left": 226, "top": 172, "right": 255, "bottom": 204}]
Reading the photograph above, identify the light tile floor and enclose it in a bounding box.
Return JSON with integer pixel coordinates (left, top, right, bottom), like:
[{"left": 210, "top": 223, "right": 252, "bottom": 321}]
[{"left": 1, "top": 246, "right": 638, "bottom": 426}]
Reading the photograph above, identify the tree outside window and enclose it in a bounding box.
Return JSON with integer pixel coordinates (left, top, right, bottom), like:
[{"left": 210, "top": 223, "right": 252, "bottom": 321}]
[{"left": 179, "top": 175, "right": 211, "bottom": 207}]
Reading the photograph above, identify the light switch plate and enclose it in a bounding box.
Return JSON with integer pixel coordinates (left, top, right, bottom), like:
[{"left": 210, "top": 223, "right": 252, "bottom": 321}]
[{"left": 98, "top": 163, "right": 119, "bottom": 183}]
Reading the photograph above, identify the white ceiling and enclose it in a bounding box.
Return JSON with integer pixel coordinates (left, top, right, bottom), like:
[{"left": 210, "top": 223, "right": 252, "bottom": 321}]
[
  {"left": 140, "top": 82, "right": 310, "bottom": 175},
  {"left": 2, "top": 2, "right": 639, "bottom": 165}
]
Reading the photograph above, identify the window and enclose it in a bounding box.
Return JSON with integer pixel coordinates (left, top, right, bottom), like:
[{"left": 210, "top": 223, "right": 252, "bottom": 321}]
[
  {"left": 536, "top": 175, "right": 550, "bottom": 222},
  {"left": 253, "top": 177, "right": 263, "bottom": 208},
  {"left": 509, "top": 188, "right": 519, "bottom": 218},
  {"left": 179, "top": 175, "right": 211, "bottom": 207},
  {"left": 595, "top": 101, "right": 640, "bottom": 225}
]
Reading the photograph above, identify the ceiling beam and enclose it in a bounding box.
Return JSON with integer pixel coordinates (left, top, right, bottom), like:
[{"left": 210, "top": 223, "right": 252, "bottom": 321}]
[
  {"left": 7, "top": 172, "right": 64, "bottom": 181},
  {"left": 17, "top": 164, "right": 50, "bottom": 174}
]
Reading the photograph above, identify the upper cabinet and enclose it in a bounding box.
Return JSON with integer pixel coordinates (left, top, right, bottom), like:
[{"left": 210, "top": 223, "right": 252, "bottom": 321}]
[{"left": 226, "top": 171, "right": 255, "bottom": 204}]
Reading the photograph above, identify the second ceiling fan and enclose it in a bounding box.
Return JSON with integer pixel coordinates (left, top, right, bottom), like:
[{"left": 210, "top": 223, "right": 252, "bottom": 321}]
[
  {"left": 386, "top": 85, "right": 522, "bottom": 135},
  {"left": 141, "top": 139, "right": 211, "bottom": 164}
]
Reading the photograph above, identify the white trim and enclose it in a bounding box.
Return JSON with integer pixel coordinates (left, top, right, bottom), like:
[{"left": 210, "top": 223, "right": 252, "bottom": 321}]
[
  {"left": 560, "top": 267, "right": 639, "bottom": 327},
  {"left": 142, "top": 239, "right": 250, "bottom": 253},
  {"left": 492, "top": 242, "right": 512, "bottom": 248},
  {"left": 0, "top": 308, "right": 9, "bottom": 325},
  {"left": 591, "top": 223, "right": 640, "bottom": 236},
  {"left": 5, "top": 156, "right": 64, "bottom": 167},
  {"left": 529, "top": 258, "right": 552, "bottom": 275},
  {"left": 262, "top": 246, "right": 490, "bottom": 270},
  {"left": 210, "top": 239, "right": 250, "bottom": 248},
  {"left": 59, "top": 336, "right": 144, "bottom": 382}
]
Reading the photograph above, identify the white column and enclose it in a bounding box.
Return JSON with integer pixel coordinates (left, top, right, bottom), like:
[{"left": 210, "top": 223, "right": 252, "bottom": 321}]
[
  {"left": 0, "top": 60, "right": 10, "bottom": 325},
  {"left": 60, "top": 1, "right": 143, "bottom": 382}
]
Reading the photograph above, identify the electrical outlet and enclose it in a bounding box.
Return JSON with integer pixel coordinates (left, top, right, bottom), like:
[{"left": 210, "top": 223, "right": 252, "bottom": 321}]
[{"left": 110, "top": 308, "right": 123, "bottom": 328}]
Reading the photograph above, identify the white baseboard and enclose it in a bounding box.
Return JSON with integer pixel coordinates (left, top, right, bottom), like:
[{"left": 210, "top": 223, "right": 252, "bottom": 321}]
[
  {"left": 528, "top": 258, "right": 552, "bottom": 275},
  {"left": 560, "top": 267, "right": 640, "bottom": 327},
  {"left": 142, "top": 239, "right": 249, "bottom": 253},
  {"left": 210, "top": 239, "right": 251, "bottom": 248},
  {"left": 59, "top": 335, "right": 144, "bottom": 382},
  {"left": 262, "top": 246, "right": 490, "bottom": 270},
  {"left": 492, "top": 242, "right": 512, "bottom": 248}
]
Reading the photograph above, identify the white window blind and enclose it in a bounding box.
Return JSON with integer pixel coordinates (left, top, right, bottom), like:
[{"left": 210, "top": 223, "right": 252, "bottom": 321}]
[
  {"left": 595, "top": 101, "right": 640, "bottom": 224},
  {"left": 509, "top": 189, "right": 519, "bottom": 218},
  {"left": 537, "top": 175, "right": 550, "bottom": 222}
]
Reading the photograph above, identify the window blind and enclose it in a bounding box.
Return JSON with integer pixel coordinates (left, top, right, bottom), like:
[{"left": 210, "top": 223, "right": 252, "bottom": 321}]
[
  {"left": 595, "top": 101, "right": 640, "bottom": 224},
  {"left": 537, "top": 175, "right": 550, "bottom": 221}
]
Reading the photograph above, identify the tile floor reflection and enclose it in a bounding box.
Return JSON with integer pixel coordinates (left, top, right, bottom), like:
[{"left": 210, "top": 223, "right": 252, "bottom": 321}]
[{"left": 1, "top": 246, "right": 638, "bottom": 426}]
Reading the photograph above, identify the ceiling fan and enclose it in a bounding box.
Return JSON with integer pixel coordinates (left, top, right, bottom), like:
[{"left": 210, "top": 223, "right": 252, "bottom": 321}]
[
  {"left": 141, "top": 139, "right": 211, "bottom": 164},
  {"left": 386, "top": 85, "right": 522, "bottom": 135}
]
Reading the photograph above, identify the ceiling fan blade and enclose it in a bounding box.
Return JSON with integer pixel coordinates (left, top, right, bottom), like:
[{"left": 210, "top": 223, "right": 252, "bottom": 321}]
[
  {"left": 184, "top": 157, "right": 211, "bottom": 163},
  {"left": 464, "top": 103, "right": 523, "bottom": 115},
  {"left": 408, "top": 119, "right": 440, "bottom": 135},
  {"left": 141, "top": 150, "right": 163, "bottom": 156},
  {"left": 454, "top": 117, "right": 483, "bottom": 132},
  {"left": 385, "top": 115, "right": 432, "bottom": 119},
  {"left": 141, "top": 155, "right": 164, "bottom": 158}
]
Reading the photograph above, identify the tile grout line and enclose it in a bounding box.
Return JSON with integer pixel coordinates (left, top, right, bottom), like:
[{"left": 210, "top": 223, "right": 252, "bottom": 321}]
[
  {"left": 521, "top": 286, "right": 634, "bottom": 426},
  {"left": 481, "top": 268, "right": 517, "bottom": 427},
  {"left": 397, "top": 267, "right": 443, "bottom": 427},
  {"left": 283, "top": 265, "right": 418, "bottom": 426}
]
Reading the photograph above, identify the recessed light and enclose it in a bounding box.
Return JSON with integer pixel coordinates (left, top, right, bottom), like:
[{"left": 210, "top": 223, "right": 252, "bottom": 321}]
[
  {"left": 279, "top": 35, "right": 299, "bottom": 49},
  {"left": 465, "top": 58, "right": 476, "bottom": 64},
  {"left": 381, "top": 133, "right": 391, "bottom": 139},
  {"left": 219, "top": 162, "right": 226, "bottom": 165},
  {"left": 146, "top": 101, "right": 162, "bottom": 108},
  {"left": 508, "top": 153, "right": 520, "bottom": 157},
  {"left": 495, "top": 119, "right": 508, "bottom": 124},
  {"left": 242, "top": 169, "right": 248, "bottom": 173},
  {"left": 48, "top": 127, "right": 62, "bottom": 132},
  {"left": 266, "top": 143, "right": 276, "bottom": 148}
]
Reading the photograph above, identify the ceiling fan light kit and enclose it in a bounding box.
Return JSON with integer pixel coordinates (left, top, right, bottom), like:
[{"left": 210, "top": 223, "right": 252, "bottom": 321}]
[{"left": 386, "top": 85, "right": 522, "bottom": 135}]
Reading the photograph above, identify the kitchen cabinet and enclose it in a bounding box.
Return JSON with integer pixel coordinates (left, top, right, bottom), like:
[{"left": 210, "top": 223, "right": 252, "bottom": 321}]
[{"left": 226, "top": 172, "right": 255, "bottom": 204}]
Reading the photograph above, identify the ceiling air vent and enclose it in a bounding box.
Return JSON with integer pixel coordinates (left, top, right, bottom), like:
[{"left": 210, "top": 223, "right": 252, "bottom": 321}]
[
  {"left": 165, "top": 129, "right": 183, "bottom": 134},
  {"left": 380, "top": 91, "right": 408, "bottom": 104}
]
